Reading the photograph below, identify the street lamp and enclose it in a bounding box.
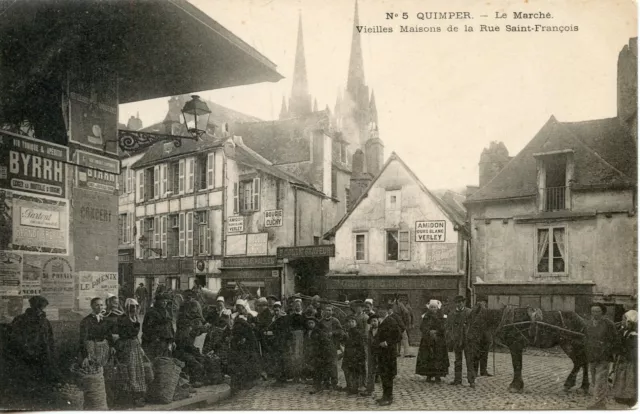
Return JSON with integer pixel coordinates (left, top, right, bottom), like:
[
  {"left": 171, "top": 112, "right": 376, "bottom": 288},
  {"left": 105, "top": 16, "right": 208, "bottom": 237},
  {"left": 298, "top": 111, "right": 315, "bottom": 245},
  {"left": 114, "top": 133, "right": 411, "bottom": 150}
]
[
  {"left": 181, "top": 95, "right": 211, "bottom": 140},
  {"left": 117, "top": 95, "right": 212, "bottom": 152}
]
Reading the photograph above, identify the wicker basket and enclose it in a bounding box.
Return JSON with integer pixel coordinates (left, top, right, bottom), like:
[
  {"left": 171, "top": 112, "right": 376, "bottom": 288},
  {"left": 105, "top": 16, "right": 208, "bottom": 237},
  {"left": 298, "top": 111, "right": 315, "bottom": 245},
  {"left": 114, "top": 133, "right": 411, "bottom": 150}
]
[
  {"left": 143, "top": 353, "right": 155, "bottom": 386},
  {"left": 79, "top": 368, "right": 108, "bottom": 410},
  {"left": 148, "top": 357, "right": 182, "bottom": 404}
]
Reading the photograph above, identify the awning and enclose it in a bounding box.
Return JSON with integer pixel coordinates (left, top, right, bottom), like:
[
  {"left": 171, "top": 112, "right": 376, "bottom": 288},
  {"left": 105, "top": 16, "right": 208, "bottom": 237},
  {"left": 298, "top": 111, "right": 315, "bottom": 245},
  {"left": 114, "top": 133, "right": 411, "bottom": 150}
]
[{"left": 0, "top": 0, "right": 283, "bottom": 104}]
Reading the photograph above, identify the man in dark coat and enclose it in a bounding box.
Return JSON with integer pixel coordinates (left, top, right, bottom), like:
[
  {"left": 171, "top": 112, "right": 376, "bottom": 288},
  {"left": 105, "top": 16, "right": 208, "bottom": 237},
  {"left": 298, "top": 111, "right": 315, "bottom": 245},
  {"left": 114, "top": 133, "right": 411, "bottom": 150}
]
[
  {"left": 469, "top": 300, "right": 492, "bottom": 377},
  {"left": 387, "top": 302, "right": 407, "bottom": 357},
  {"left": 342, "top": 315, "right": 366, "bottom": 394},
  {"left": 373, "top": 304, "right": 403, "bottom": 406},
  {"left": 265, "top": 301, "right": 290, "bottom": 384},
  {"left": 142, "top": 294, "right": 175, "bottom": 359},
  {"left": 304, "top": 317, "right": 334, "bottom": 394},
  {"left": 446, "top": 295, "right": 475, "bottom": 388},
  {"left": 318, "top": 304, "right": 344, "bottom": 389}
]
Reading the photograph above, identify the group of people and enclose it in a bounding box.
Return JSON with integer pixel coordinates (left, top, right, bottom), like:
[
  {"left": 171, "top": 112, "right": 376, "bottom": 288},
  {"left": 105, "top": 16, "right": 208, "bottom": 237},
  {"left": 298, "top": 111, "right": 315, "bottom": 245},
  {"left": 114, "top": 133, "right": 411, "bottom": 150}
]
[{"left": 3, "top": 288, "right": 636, "bottom": 410}]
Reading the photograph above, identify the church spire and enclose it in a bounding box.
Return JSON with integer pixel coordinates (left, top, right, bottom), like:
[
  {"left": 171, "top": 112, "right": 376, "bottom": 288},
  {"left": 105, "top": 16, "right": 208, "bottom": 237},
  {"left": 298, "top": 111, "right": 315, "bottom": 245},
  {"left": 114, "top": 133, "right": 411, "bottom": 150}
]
[
  {"left": 288, "top": 11, "right": 312, "bottom": 118},
  {"left": 369, "top": 89, "right": 378, "bottom": 125},
  {"left": 346, "top": 0, "right": 365, "bottom": 97}
]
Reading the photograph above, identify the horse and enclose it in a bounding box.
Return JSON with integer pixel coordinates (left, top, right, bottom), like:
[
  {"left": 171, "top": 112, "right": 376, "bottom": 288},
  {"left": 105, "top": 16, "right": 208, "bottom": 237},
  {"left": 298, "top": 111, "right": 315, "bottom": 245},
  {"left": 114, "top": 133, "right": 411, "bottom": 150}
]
[{"left": 470, "top": 306, "right": 589, "bottom": 394}]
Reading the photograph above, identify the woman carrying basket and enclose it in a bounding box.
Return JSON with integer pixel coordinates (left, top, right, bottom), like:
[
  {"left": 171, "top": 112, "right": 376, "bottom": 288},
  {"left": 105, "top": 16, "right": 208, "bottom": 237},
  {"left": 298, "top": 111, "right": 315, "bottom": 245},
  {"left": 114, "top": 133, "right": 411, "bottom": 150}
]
[{"left": 114, "top": 298, "right": 148, "bottom": 408}]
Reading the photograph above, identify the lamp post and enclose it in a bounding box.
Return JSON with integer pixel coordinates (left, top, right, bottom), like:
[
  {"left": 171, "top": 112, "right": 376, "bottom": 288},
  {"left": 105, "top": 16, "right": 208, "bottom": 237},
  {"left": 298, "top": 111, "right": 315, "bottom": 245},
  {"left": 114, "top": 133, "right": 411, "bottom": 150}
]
[
  {"left": 118, "top": 95, "right": 212, "bottom": 152},
  {"left": 181, "top": 95, "right": 211, "bottom": 140}
]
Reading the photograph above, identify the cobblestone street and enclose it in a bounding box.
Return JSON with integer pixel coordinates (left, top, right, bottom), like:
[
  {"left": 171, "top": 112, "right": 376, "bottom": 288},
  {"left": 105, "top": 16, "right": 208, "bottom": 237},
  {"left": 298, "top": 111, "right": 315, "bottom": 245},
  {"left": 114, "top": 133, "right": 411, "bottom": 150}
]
[{"left": 211, "top": 347, "right": 629, "bottom": 410}]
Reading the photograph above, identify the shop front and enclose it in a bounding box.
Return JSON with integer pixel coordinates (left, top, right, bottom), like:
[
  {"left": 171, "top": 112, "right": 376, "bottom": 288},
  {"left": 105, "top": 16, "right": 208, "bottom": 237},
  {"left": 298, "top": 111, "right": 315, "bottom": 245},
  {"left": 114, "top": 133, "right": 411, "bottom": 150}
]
[
  {"left": 219, "top": 256, "right": 282, "bottom": 298},
  {"left": 118, "top": 248, "right": 134, "bottom": 297},
  {"left": 132, "top": 257, "right": 194, "bottom": 301},
  {"left": 277, "top": 244, "right": 335, "bottom": 296},
  {"left": 325, "top": 274, "right": 462, "bottom": 344}
]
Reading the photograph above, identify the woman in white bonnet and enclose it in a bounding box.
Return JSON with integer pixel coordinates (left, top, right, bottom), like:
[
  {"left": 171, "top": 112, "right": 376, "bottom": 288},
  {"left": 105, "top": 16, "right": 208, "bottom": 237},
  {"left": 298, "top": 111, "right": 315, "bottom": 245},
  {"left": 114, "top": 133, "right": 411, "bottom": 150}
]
[
  {"left": 228, "top": 298, "right": 261, "bottom": 393},
  {"left": 612, "top": 309, "right": 637, "bottom": 407},
  {"left": 415, "top": 299, "right": 449, "bottom": 383}
]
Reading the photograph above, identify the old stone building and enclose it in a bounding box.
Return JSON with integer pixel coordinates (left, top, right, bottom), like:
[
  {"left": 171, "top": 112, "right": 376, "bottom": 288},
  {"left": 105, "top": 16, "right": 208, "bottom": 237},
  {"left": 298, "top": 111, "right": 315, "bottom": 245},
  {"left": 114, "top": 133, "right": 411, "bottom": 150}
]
[
  {"left": 466, "top": 38, "right": 638, "bottom": 318},
  {"left": 324, "top": 152, "right": 470, "bottom": 324}
]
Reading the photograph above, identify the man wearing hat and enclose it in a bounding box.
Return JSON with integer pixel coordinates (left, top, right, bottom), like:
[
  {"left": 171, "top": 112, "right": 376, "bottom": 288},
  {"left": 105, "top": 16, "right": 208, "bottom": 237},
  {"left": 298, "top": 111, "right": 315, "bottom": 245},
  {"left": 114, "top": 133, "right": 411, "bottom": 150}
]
[
  {"left": 318, "top": 304, "right": 345, "bottom": 390},
  {"left": 142, "top": 293, "right": 175, "bottom": 359},
  {"left": 446, "top": 295, "right": 475, "bottom": 388},
  {"left": 304, "top": 316, "right": 334, "bottom": 394},
  {"left": 265, "top": 301, "right": 290, "bottom": 384},
  {"left": 351, "top": 300, "right": 369, "bottom": 390},
  {"left": 255, "top": 297, "right": 274, "bottom": 379},
  {"left": 373, "top": 304, "right": 403, "bottom": 405},
  {"left": 266, "top": 295, "right": 278, "bottom": 312}
]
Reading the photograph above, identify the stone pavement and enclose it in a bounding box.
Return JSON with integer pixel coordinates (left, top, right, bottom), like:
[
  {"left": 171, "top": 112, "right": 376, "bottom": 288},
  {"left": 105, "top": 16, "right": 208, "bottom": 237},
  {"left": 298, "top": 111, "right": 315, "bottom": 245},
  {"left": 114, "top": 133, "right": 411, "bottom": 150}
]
[{"left": 210, "top": 347, "right": 630, "bottom": 410}]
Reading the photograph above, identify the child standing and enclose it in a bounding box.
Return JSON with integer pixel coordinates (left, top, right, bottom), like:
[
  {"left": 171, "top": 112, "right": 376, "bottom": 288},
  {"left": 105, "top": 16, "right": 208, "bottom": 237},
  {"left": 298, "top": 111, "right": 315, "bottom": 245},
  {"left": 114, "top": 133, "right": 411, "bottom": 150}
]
[
  {"left": 342, "top": 315, "right": 366, "bottom": 395},
  {"left": 360, "top": 314, "right": 379, "bottom": 397}
]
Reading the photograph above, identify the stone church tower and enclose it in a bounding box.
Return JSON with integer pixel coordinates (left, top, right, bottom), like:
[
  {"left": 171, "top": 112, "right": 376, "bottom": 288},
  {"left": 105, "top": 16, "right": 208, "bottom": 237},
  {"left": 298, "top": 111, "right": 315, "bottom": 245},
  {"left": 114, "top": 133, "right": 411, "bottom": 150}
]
[{"left": 335, "top": 1, "right": 383, "bottom": 176}]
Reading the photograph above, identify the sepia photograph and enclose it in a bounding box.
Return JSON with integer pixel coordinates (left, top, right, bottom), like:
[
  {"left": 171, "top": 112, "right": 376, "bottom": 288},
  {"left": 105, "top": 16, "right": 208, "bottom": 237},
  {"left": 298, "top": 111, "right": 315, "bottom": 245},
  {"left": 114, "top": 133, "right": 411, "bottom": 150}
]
[{"left": 0, "top": 0, "right": 637, "bottom": 411}]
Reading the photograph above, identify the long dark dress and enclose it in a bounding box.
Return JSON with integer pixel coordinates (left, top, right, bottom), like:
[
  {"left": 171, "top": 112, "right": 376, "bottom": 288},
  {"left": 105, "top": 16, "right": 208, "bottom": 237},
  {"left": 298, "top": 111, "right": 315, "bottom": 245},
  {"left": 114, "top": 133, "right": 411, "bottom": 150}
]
[
  {"left": 141, "top": 305, "right": 174, "bottom": 360},
  {"left": 228, "top": 316, "right": 261, "bottom": 391},
  {"left": 114, "top": 316, "right": 147, "bottom": 393},
  {"left": 343, "top": 327, "right": 366, "bottom": 392},
  {"left": 415, "top": 311, "right": 449, "bottom": 378},
  {"left": 613, "top": 329, "right": 637, "bottom": 404}
]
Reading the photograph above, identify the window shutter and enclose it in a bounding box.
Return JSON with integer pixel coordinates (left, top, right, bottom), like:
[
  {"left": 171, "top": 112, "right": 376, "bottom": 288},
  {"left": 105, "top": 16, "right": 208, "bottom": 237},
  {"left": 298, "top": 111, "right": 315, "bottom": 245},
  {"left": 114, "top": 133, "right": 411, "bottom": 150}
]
[
  {"left": 137, "top": 170, "right": 144, "bottom": 201},
  {"left": 186, "top": 212, "right": 193, "bottom": 256},
  {"left": 252, "top": 177, "right": 261, "bottom": 211},
  {"left": 233, "top": 182, "right": 239, "bottom": 214},
  {"left": 160, "top": 164, "right": 167, "bottom": 197},
  {"left": 161, "top": 216, "right": 167, "bottom": 257},
  {"left": 179, "top": 159, "right": 185, "bottom": 194},
  {"left": 153, "top": 166, "right": 160, "bottom": 199},
  {"left": 187, "top": 158, "right": 194, "bottom": 193},
  {"left": 137, "top": 219, "right": 144, "bottom": 258},
  {"left": 207, "top": 211, "right": 213, "bottom": 255},
  {"left": 127, "top": 168, "right": 133, "bottom": 194},
  {"left": 153, "top": 216, "right": 160, "bottom": 258},
  {"left": 179, "top": 212, "right": 185, "bottom": 256},
  {"left": 207, "top": 153, "right": 215, "bottom": 189}
]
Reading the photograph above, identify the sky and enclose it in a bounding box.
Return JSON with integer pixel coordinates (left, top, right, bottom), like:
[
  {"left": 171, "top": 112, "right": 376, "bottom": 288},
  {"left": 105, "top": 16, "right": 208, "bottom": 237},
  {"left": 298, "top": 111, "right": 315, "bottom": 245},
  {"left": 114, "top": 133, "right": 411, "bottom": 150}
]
[{"left": 119, "top": 0, "right": 637, "bottom": 191}]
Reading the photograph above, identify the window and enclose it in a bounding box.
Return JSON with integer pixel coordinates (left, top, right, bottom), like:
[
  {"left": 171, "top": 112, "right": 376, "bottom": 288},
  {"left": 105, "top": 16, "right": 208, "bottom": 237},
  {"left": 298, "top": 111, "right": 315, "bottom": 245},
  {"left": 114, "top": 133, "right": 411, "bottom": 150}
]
[
  {"left": 385, "top": 190, "right": 401, "bottom": 211},
  {"left": 399, "top": 230, "right": 410, "bottom": 260},
  {"left": 153, "top": 216, "right": 160, "bottom": 258},
  {"left": 144, "top": 167, "right": 155, "bottom": 200},
  {"left": 354, "top": 233, "right": 367, "bottom": 262},
  {"left": 143, "top": 217, "right": 154, "bottom": 259},
  {"left": 186, "top": 211, "right": 194, "bottom": 256},
  {"left": 233, "top": 182, "right": 239, "bottom": 214},
  {"left": 238, "top": 178, "right": 261, "bottom": 213},
  {"left": 196, "top": 211, "right": 211, "bottom": 255},
  {"left": 118, "top": 170, "right": 126, "bottom": 195},
  {"left": 167, "top": 214, "right": 179, "bottom": 257},
  {"left": 186, "top": 157, "right": 195, "bottom": 193},
  {"left": 386, "top": 230, "right": 399, "bottom": 261},
  {"left": 119, "top": 214, "right": 126, "bottom": 244},
  {"left": 538, "top": 153, "right": 569, "bottom": 211},
  {"left": 166, "top": 161, "right": 179, "bottom": 195},
  {"left": 537, "top": 227, "right": 566, "bottom": 274},
  {"left": 195, "top": 154, "right": 208, "bottom": 191}
]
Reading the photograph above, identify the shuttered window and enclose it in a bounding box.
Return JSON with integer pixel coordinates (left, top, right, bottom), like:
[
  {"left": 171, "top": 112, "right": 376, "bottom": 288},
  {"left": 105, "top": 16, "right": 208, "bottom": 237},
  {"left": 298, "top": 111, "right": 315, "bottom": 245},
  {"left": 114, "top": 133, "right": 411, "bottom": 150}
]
[
  {"left": 207, "top": 152, "right": 215, "bottom": 189},
  {"left": 179, "top": 212, "right": 185, "bottom": 257},
  {"left": 186, "top": 212, "right": 193, "bottom": 257}
]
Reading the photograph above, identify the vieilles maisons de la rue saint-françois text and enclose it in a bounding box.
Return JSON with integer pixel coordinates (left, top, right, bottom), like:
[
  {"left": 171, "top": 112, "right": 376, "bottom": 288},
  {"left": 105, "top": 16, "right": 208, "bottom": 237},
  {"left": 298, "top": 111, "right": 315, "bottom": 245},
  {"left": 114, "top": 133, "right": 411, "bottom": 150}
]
[{"left": 356, "top": 11, "right": 579, "bottom": 34}]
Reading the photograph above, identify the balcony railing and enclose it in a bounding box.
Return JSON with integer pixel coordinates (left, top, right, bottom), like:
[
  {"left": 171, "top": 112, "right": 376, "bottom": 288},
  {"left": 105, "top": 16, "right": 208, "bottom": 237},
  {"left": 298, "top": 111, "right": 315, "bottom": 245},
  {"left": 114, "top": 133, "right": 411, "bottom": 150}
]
[{"left": 543, "top": 186, "right": 567, "bottom": 211}]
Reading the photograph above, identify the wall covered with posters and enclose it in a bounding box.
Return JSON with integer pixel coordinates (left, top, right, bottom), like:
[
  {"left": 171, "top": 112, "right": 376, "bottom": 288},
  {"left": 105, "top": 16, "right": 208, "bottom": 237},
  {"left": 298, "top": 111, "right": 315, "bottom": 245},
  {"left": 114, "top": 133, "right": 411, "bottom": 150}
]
[
  {"left": 72, "top": 188, "right": 118, "bottom": 272},
  {"left": 78, "top": 271, "right": 118, "bottom": 310}
]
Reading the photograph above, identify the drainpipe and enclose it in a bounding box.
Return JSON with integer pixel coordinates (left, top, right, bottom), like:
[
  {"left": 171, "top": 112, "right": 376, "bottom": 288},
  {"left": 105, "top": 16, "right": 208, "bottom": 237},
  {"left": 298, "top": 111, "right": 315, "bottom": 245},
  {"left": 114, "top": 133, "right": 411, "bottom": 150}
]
[{"left": 293, "top": 187, "right": 298, "bottom": 246}]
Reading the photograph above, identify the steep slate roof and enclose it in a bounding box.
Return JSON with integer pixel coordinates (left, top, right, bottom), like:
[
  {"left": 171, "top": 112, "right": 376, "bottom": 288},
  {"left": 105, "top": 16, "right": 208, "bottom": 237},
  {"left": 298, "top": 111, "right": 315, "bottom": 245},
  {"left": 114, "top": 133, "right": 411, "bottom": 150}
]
[
  {"left": 466, "top": 116, "right": 637, "bottom": 203},
  {"left": 323, "top": 152, "right": 468, "bottom": 239},
  {"left": 131, "top": 133, "right": 224, "bottom": 169},
  {"left": 232, "top": 110, "right": 331, "bottom": 165},
  {"left": 142, "top": 97, "right": 261, "bottom": 134}
]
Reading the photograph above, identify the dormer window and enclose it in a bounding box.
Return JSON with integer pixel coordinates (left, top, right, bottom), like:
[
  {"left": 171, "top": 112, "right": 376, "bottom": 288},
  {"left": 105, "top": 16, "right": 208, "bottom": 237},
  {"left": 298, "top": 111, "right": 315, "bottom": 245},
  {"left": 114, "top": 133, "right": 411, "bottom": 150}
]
[{"left": 534, "top": 150, "right": 574, "bottom": 212}]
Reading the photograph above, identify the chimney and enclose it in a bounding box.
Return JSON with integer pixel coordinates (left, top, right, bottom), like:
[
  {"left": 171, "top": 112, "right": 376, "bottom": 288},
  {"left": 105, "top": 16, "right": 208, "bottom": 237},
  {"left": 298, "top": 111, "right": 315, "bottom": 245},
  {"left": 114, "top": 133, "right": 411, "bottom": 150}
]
[
  {"left": 617, "top": 37, "right": 638, "bottom": 142},
  {"left": 348, "top": 149, "right": 372, "bottom": 210},
  {"left": 479, "top": 141, "right": 510, "bottom": 188},
  {"left": 364, "top": 128, "right": 384, "bottom": 176}
]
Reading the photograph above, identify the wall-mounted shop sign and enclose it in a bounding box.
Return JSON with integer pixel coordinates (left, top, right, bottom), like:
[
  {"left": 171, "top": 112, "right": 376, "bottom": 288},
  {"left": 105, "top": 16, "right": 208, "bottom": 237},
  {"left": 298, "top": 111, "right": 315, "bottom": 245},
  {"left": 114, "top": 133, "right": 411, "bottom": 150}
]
[
  {"left": 75, "top": 150, "right": 120, "bottom": 194},
  {"left": 247, "top": 233, "right": 268, "bottom": 256},
  {"left": 0, "top": 131, "right": 68, "bottom": 198},
  {"left": 222, "top": 255, "right": 278, "bottom": 268},
  {"left": 227, "top": 216, "right": 244, "bottom": 233},
  {"left": 1, "top": 190, "right": 69, "bottom": 255},
  {"left": 415, "top": 220, "right": 446, "bottom": 242},
  {"left": 277, "top": 244, "right": 335, "bottom": 259},
  {"left": 264, "top": 210, "right": 283, "bottom": 227},
  {"left": 68, "top": 69, "right": 118, "bottom": 155}
]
